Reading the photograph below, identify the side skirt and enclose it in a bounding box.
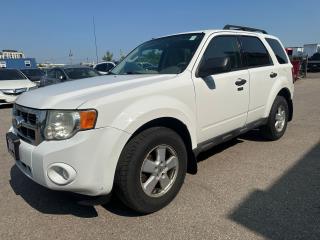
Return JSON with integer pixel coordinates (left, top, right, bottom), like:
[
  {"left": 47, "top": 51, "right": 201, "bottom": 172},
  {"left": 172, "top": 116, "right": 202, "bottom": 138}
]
[{"left": 193, "top": 118, "right": 268, "bottom": 156}]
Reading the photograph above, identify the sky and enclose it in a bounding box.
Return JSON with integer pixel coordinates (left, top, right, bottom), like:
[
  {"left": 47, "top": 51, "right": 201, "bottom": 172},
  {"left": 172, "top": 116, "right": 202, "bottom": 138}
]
[{"left": 1, "top": 0, "right": 319, "bottom": 64}]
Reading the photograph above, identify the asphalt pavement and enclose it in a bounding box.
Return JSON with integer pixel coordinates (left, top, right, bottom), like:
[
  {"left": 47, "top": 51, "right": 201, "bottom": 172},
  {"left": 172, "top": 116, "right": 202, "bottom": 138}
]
[{"left": 0, "top": 74, "right": 319, "bottom": 240}]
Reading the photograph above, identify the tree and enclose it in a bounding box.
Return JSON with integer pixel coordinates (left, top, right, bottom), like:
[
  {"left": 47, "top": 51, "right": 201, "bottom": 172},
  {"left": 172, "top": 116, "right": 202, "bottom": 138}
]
[
  {"left": 102, "top": 51, "right": 113, "bottom": 61},
  {"left": 119, "top": 49, "right": 126, "bottom": 61}
]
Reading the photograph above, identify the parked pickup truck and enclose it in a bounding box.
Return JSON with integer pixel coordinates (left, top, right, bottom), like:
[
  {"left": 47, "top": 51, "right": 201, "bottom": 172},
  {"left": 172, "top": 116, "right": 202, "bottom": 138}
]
[
  {"left": 308, "top": 53, "right": 320, "bottom": 71},
  {"left": 6, "top": 25, "right": 294, "bottom": 213}
]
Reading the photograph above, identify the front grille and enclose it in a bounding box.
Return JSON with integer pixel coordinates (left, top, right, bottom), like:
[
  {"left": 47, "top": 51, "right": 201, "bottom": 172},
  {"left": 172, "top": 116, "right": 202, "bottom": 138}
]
[
  {"left": 2, "top": 88, "right": 27, "bottom": 96},
  {"left": 13, "top": 104, "right": 46, "bottom": 145}
]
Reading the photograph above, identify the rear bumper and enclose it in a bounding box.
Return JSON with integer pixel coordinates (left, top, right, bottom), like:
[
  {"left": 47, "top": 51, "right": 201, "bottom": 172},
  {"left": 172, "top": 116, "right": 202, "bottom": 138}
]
[{"left": 9, "top": 126, "right": 130, "bottom": 196}]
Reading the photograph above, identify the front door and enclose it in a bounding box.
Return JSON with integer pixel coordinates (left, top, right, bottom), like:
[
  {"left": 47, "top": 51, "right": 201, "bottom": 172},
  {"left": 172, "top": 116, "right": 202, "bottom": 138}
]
[{"left": 193, "top": 35, "right": 250, "bottom": 143}]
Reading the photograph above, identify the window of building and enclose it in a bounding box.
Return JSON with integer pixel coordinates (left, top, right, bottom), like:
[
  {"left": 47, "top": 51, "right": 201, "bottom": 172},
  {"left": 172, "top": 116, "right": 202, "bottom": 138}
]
[{"left": 24, "top": 60, "right": 31, "bottom": 67}]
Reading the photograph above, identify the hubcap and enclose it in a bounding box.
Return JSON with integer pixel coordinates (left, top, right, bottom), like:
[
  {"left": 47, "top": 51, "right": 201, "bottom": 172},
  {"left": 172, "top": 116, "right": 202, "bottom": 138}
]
[
  {"left": 275, "top": 105, "right": 286, "bottom": 132},
  {"left": 140, "top": 145, "right": 179, "bottom": 198}
]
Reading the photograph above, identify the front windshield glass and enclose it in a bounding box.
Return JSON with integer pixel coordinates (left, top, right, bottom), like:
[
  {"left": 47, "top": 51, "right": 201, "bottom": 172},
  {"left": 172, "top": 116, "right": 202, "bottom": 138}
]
[
  {"left": 64, "top": 68, "right": 100, "bottom": 79},
  {"left": 111, "top": 33, "right": 204, "bottom": 75}
]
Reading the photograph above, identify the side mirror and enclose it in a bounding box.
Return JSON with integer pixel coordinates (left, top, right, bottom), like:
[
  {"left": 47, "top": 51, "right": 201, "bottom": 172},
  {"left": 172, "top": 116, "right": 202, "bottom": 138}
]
[{"left": 197, "top": 56, "right": 231, "bottom": 78}]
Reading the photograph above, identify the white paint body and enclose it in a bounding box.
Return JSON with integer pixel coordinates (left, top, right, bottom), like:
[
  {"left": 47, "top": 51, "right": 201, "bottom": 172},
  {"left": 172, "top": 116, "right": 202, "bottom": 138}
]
[
  {"left": 11, "top": 30, "right": 294, "bottom": 196},
  {"left": 0, "top": 79, "right": 36, "bottom": 104}
]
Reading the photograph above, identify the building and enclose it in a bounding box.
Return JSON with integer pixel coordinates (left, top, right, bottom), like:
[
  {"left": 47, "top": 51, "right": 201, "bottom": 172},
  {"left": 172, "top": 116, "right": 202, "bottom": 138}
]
[
  {"left": 0, "top": 49, "right": 25, "bottom": 59},
  {"left": 0, "top": 58, "right": 37, "bottom": 69},
  {"left": 0, "top": 49, "right": 37, "bottom": 69}
]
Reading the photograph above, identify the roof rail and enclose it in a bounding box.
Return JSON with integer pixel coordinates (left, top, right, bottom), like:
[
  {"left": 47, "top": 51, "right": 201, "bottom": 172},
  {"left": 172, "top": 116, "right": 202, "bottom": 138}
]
[{"left": 223, "top": 25, "right": 268, "bottom": 34}]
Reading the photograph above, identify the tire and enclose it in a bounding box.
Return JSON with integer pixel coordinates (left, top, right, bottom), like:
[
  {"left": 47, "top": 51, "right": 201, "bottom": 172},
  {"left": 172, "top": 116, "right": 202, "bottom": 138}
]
[
  {"left": 114, "top": 127, "right": 187, "bottom": 214},
  {"left": 261, "top": 96, "right": 289, "bottom": 140}
]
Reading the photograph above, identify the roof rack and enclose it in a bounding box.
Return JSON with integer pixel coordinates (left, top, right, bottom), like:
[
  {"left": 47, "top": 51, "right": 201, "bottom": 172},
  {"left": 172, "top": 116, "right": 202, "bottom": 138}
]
[{"left": 223, "top": 25, "right": 268, "bottom": 34}]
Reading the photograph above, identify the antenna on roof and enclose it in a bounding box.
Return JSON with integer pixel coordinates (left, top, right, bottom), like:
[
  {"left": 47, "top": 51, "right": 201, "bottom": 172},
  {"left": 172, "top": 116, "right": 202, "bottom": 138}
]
[{"left": 223, "top": 24, "right": 268, "bottom": 34}]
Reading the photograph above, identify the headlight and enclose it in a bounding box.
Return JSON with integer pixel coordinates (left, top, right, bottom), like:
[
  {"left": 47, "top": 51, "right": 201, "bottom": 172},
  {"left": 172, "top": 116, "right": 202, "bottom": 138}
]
[{"left": 44, "top": 110, "right": 97, "bottom": 140}]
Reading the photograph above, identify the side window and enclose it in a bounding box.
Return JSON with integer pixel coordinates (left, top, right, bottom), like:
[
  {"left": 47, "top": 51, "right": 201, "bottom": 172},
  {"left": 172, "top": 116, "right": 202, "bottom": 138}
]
[
  {"left": 266, "top": 38, "right": 289, "bottom": 64},
  {"left": 47, "top": 69, "right": 56, "bottom": 78},
  {"left": 201, "top": 36, "right": 242, "bottom": 74},
  {"left": 240, "top": 36, "right": 272, "bottom": 67},
  {"left": 56, "top": 69, "right": 66, "bottom": 80},
  {"left": 106, "top": 63, "right": 114, "bottom": 71},
  {"left": 95, "top": 63, "right": 108, "bottom": 72}
]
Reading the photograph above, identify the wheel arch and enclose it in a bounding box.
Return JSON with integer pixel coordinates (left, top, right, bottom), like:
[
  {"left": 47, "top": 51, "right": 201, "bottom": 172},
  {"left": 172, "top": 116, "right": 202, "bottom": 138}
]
[
  {"left": 277, "top": 88, "right": 293, "bottom": 121},
  {"left": 265, "top": 85, "right": 293, "bottom": 122},
  {"left": 127, "top": 117, "right": 198, "bottom": 174}
]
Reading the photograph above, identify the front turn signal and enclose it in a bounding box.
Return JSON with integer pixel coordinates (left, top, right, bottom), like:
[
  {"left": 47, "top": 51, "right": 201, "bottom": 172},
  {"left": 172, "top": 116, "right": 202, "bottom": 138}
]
[{"left": 79, "top": 110, "right": 97, "bottom": 130}]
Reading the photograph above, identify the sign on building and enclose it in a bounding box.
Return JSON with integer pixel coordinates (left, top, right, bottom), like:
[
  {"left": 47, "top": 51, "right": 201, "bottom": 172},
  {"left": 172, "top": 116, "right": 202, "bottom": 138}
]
[{"left": 0, "top": 61, "right": 6, "bottom": 68}]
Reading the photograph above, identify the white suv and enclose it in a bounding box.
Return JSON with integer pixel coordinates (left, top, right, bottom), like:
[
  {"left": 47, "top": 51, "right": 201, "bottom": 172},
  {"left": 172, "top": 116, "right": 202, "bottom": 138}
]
[{"left": 6, "top": 25, "right": 294, "bottom": 213}]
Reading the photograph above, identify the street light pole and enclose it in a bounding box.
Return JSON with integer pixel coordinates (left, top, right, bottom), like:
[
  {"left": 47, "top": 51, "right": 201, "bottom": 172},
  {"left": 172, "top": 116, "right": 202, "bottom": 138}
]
[{"left": 93, "top": 16, "right": 99, "bottom": 64}]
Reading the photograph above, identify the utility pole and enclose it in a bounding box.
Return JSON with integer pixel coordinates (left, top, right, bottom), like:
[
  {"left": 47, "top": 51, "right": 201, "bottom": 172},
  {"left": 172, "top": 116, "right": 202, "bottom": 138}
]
[
  {"left": 69, "top": 49, "right": 73, "bottom": 65},
  {"left": 93, "top": 16, "right": 99, "bottom": 64}
]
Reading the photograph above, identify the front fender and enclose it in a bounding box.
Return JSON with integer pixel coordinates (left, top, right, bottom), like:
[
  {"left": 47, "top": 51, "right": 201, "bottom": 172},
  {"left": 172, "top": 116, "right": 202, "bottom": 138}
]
[{"left": 109, "top": 95, "right": 198, "bottom": 149}]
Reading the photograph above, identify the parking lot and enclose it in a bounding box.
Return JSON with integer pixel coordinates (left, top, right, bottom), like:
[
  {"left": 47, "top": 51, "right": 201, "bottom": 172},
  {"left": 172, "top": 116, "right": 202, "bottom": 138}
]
[{"left": 0, "top": 74, "right": 319, "bottom": 240}]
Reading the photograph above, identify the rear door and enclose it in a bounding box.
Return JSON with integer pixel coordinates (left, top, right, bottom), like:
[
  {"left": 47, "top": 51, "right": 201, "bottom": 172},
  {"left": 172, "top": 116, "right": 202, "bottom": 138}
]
[
  {"left": 193, "top": 34, "right": 250, "bottom": 142},
  {"left": 239, "top": 36, "right": 276, "bottom": 123}
]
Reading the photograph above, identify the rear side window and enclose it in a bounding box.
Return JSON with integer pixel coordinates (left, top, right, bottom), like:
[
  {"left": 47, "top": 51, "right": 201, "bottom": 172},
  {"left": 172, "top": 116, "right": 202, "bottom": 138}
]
[
  {"left": 201, "top": 35, "right": 242, "bottom": 74},
  {"left": 266, "top": 38, "right": 289, "bottom": 64},
  {"left": 240, "top": 36, "right": 272, "bottom": 67}
]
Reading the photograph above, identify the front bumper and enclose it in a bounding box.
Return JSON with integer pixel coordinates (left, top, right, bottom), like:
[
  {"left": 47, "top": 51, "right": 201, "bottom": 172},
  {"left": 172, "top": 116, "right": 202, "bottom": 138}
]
[
  {"left": 9, "top": 126, "right": 130, "bottom": 196},
  {"left": 0, "top": 92, "right": 18, "bottom": 104}
]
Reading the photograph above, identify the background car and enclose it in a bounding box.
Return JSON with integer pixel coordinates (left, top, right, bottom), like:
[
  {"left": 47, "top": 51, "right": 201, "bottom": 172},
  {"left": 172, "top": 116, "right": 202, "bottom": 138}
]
[
  {"left": 40, "top": 65, "right": 101, "bottom": 87},
  {"left": 94, "top": 61, "right": 116, "bottom": 75},
  {"left": 21, "top": 68, "right": 45, "bottom": 85},
  {"left": 0, "top": 69, "right": 36, "bottom": 105}
]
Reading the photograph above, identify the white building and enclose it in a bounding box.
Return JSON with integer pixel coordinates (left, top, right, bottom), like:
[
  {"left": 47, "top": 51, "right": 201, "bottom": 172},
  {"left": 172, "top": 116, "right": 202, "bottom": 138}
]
[{"left": 0, "top": 50, "right": 25, "bottom": 59}]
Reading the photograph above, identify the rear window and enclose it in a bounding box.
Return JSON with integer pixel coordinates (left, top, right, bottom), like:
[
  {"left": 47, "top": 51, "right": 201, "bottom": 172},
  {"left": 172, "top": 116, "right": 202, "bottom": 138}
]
[
  {"left": 240, "top": 36, "right": 272, "bottom": 67},
  {"left": 266, "top": 38, "right": 289, "bottom": 64},
  {"left": 0, "top": 69, "right": 27, "bottom": 80}
]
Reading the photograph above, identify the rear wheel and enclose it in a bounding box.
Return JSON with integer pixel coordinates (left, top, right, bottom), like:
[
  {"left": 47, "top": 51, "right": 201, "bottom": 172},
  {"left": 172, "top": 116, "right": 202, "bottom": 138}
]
[
  {"left": 115, "top": 127, "right": 187, "bottom": 214},
  {"left": 261, "top": 96, "right": 289, "bottom": 140}
]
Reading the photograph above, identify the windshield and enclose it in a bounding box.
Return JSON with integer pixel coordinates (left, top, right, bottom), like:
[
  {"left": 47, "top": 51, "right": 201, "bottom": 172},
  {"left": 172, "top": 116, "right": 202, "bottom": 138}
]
[
  {"left": 64, "top": 68, "right": 100, "bottom": 79},
  {"left": 0, "top": 69, "right": 27, "bottom": 80},
  {"left": 21, "top": 69, "right": 45, "bottom": 77},
  {"left": 111, "top": 33, "right": 204, "bottom": 75}
]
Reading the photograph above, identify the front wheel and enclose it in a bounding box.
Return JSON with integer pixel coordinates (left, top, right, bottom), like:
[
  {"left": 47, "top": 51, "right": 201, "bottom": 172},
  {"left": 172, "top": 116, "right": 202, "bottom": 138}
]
[
  {"left": 114, "top": 127, "right": 187, "bottom": 214},
  {"left": 261, "top": 96, "right": 289, "bottom": 140}
]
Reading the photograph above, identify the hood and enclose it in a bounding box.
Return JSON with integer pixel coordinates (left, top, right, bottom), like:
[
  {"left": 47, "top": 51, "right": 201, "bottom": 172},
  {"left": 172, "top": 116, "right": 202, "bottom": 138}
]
[
  {"left": 0, "top": 80, "right": 36, "bottom": 90},
  {"left": 16, "top": 74, "right": 176, "bottom": 109}
]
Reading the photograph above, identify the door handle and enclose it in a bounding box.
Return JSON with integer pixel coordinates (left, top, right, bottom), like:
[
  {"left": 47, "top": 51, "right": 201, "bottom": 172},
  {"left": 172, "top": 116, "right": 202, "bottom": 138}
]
[
  {"left": 270, "top": 72, "right": 278, "bottom": 78},
  {"left": 235, "top": 79, "right": 247, "bottom": 86}
]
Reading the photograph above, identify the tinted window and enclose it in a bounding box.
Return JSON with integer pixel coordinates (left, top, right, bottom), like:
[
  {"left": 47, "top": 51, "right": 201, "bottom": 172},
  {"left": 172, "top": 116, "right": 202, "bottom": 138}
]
[
  {"left": 21, "top": 69, "right": 45, "bottom": 77},
  {"left": 266, "top": 38, "right": 288, "bottom": 64},
  {"left": 240, "top": 36, "right": 272, "bottom": 67},
  {"left": 56, "top": 69, "right": 66, "bottom": 80},
  {"left": 201, "top": 36, "right": 242, "bottom": 74},
  {"left": 111, "top": 33, "right": 204, "bottom": 75},
  {"left": 95, "top": 63, "right": 109, "bottom": 72},
  {"left": 0, "top": 69, "right": 27, "bottom": 80},
  {"left": 47, "top": 69, "right": 56, "bottom": 78},
  {"left": 64, "top": 68, "right": 100, "bottom": 79}
]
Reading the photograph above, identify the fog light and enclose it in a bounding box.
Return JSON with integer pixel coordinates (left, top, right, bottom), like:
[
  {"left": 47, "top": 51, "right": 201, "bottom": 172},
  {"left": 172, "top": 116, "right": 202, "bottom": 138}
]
[{"left": 47, "top": 163, "right": 76, "bottom": 185}]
